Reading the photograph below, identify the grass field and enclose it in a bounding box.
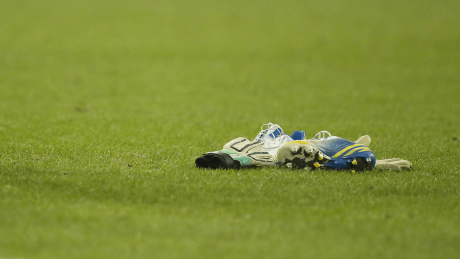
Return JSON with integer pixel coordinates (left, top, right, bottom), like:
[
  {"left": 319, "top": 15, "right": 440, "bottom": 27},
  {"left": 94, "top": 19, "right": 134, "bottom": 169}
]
[{"left": 1, "top": 0, "right": 459, "bottom": 258}]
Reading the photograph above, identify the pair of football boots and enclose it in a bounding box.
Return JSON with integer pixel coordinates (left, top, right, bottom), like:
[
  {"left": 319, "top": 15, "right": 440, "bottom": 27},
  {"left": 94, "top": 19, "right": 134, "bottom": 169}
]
[
  {"left": 195, "top": 123, "right": 411, "bottom": 171},
  {"left": 254, "top": 123, "right": 376, "bottom": 171}
]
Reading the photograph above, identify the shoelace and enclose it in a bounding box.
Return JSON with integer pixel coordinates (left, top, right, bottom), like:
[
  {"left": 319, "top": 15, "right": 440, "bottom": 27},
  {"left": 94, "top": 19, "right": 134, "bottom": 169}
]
[
  {"left": 255, "top": 122, "right": 283, "bottom": 141},
  {"left": 313, "top": 130, "right": 332, "bottom": 140},
  {"left": 260, "top": 122, "right": 275, "bottom": 131}
]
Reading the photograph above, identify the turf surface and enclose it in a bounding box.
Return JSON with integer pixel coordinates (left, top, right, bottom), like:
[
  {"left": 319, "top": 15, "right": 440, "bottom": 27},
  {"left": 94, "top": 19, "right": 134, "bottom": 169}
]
[{"left": 1, "top": 0, "right": 459, "bottom": 258}]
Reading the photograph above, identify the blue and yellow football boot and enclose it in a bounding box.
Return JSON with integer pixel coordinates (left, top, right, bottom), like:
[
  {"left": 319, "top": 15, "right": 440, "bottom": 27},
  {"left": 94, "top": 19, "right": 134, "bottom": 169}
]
[{"left": 278, "top": 131, "right": 376, "bottom": 171}]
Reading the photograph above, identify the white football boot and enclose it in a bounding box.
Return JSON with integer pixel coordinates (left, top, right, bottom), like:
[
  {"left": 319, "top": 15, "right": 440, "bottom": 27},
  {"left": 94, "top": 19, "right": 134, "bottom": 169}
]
[
  {"left": 276, "top": 140, "right": 331, "bottom": 170},
  {"left": 253, "top": 123, "right": 294, "bottom": 159}
]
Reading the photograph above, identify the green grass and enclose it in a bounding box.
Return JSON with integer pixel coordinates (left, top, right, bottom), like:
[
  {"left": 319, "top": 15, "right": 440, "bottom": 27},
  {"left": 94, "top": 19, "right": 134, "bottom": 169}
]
[{"left": 1, "top": 0, "right": 459, "bottom": 258}]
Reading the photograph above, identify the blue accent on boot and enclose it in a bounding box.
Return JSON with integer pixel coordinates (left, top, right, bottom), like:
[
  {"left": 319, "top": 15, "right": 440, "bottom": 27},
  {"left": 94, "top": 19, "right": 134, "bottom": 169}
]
[{"left": 290, "top": 131, "right": 306, "bottom": 140}]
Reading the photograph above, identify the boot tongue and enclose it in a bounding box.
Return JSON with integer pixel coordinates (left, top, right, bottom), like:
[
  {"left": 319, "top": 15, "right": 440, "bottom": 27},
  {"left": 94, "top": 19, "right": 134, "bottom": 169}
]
[
  {"left": 267, "top": 125, "right": 284, "bottom": 139},
  {"left": 254, "top": 124, "right": 285, "bottom": 142}
]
